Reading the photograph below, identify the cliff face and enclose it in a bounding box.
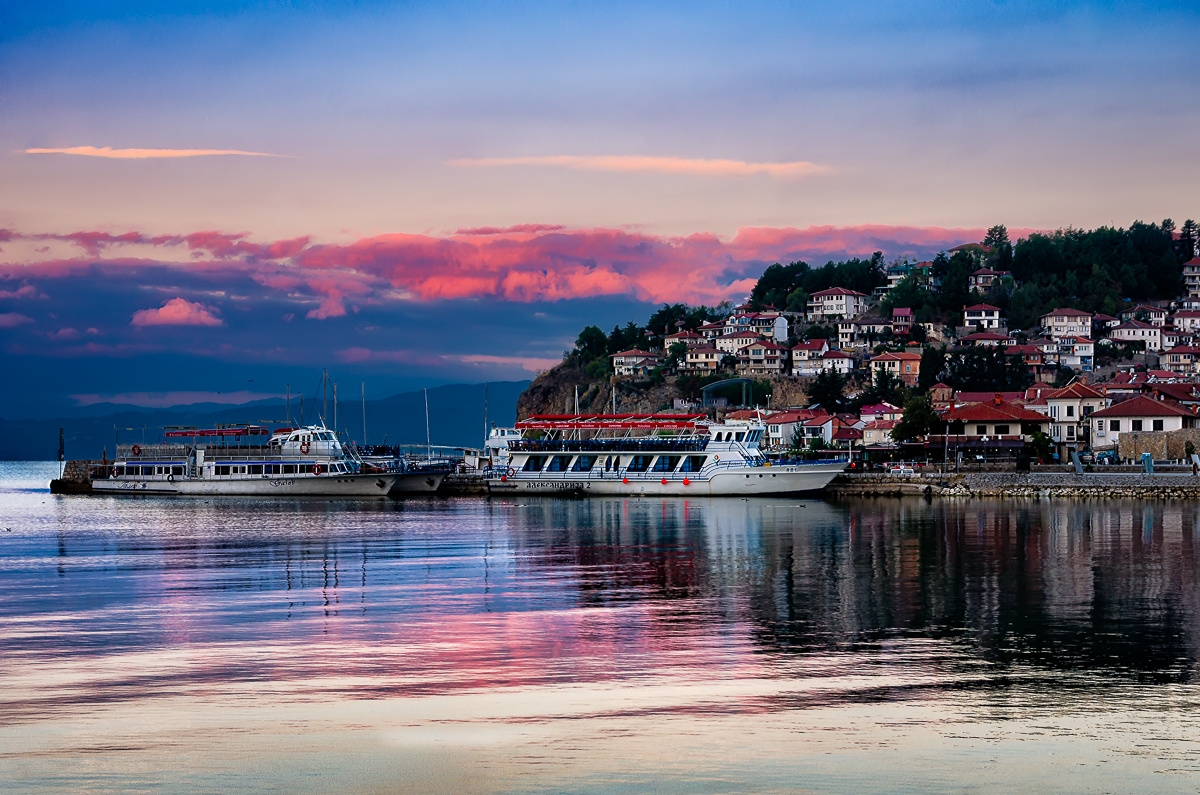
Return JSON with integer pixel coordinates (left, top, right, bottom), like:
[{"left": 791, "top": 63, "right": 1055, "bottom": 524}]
[{"left": 515, "top": 363, "right": 811, "bottom": 419}]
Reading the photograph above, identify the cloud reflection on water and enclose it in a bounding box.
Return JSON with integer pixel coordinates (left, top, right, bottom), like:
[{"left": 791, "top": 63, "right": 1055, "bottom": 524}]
[{"left": 2, "top": 470, "right": 1199, "bottom": 792}]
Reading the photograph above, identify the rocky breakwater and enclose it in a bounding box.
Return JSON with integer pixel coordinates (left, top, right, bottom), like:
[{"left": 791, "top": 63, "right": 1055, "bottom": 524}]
[{"left": 829, "top": 472, "right": 1200, "bottom": 499}]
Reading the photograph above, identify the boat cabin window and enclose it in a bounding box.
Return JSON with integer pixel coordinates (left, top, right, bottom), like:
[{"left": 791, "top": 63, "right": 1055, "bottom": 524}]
[
  {"left": 652, "top": 456, "right": 680, "bottom": 472},
  {"left": 546, "top": 455, "right": 572, "bottom": 472},
  {"left": 604, "top": 456, "right": 613, "bottom": 471},
  {"left": 141, "top": 466, "right": 155, "bottom": 476},
  {"left": 249, "top": 465, "right": 263, "bottom": 475},
  {"left": 680, "top": 456, "right": 707, "bottom": 472},
  {"left": 171, "top": 466, "right": 184, "bottom": 476},
  {"left": 735, "top": 432, "right": 745, "bottom": 442},
  {"left": 216, "top": 465, "right": 230, "bottom": 476},
  {"left": 572, "top": 455, "right": 596, "bottom": 472},
  {"left": 283, "top": 464, "right": 297, "bottom": 474},
  {"left": 627, "top": 455, "right": 652, "bottom": 472},
  {"left": 523, "top": 456, "right": 547, "bottom": 472}
]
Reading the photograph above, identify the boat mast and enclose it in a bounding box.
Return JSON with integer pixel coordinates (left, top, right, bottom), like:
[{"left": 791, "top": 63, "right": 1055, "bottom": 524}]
[
  {"left": 333, "top": 381, "right": 338, "bottom": 434},
  {"left": 285, "top": 384, "right": 291, "bottom": 424},
  {"left": 424, "top": 387, "right": 431, "bottom": 459},
  {"left": 483, "top": 382, "right": 489, "bottom": 444},
  {"left": 362, "top": 382, "right": 367, "bottom": 446},
  {"left": 323, "top": 369, "right": 328, "bottom": 427}
]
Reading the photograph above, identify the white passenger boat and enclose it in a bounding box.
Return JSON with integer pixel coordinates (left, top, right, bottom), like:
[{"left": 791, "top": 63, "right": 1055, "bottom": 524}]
[
  {"left": 91, "top": 425, "right": 400, "bottom": 497},
  {"left": 487, "top": 414, "right": 846, "bottom": 496}
]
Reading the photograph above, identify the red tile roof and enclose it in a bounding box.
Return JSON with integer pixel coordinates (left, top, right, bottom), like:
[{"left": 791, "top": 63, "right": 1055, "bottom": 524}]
[
  {"left": 1091, "top": 395, "right": 1196, "bottom": 418},
  {"left": 944, "top": 401, "right": 1051, "bottom": 423},
  {"left": 870, "top": 352, "right": 922, "bottom": 362},
  {"left": 963, "top": 303, "right": 1002, "bottom": 312},
  {"left": 1045, "top": 381, "right": 1103, "bottom": 400},
  {"left": 1042, "top": 308, "right": 1092, "bottom": 317},
  {"left": 811, "top": 287, "right": 867, "bottom": 298}
]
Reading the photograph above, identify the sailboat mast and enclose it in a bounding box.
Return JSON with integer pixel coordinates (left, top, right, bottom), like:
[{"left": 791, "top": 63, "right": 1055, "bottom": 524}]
[
  {"left": 333, "top": 381, "right": 338, "bottom": 433},
  {"left": 483, "top": 382, "right": 489, "bottom": 443},
  {"left": 362, "top": 382, "right": 366, "bottom": 446},
  {"left": 322, "top": 369, "right": 328, "bottom": 426},
  {"left": 286, "top": 384, "right": 291, "bottom": 424},
  {"left": 424, "top": 388, "right": 431, "bottom": 459}
]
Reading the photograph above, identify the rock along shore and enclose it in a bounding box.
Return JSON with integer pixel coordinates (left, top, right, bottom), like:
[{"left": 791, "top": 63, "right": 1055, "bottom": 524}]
[{"left": 827, "top": 472, "right": 1200, "bottom": 500}]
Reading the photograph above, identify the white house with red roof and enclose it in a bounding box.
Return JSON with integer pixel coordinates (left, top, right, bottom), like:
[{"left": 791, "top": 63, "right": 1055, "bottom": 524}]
[
  {"left": 1120, "top": 304, "right": 1168, "bottom": 327},
  {"left": 1090, "top": 395, "right": 1198, "bottom": 449},
  {"left": 820, "top": 350, "right": 856, "bottom": 375},
  {"left": 1040, "top": 308, "right": 1093, "bottom": 340},
  {"left": 1170, "top": 309, "right": 1200, "bottom": 334},
  {"left": 610, "top": 349, "right": 663, "bottom": 377},
  {"left": 937, "top": 399, "right": 1052, "bottom": 453},
  {"left": 962, "top": 303, "right": 1004, "bottom": 330},
  {"left": 1057, "top": 337, "right": 1095, "bottom": 371},
  {"left": 736, "top": 339, "right": 789, "bottom": 376},
  {"left": 891, "top": 307, "right": 913, "bottom": 335},
  {"left": 716, "top": 329, "right": 762, "bottom": 354},
  {"left": 960, "top": 331, "right": 1009, "bottom": 347},
  {"left": 1044, "top": 380, "right": 1105, "bottom": 452},
  {"left": 1110, "top": 320, "right": 1162, "bottom": 351},
  {"left": 806, "top": 287, "right": 868, "bottom": 323},
  {"left": 862, "top": 419, "right": 898, "bottom": 448},
  {"left": 681, "top": 345, "right": 722, "bottom": 373},
  {"left": 791, "top": 339, "right": 831, "bottom": 376}
]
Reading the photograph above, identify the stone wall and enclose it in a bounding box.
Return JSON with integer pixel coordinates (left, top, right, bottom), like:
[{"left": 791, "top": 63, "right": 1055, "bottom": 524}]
[
  {"left": 1116, "top": 428, "right": 1200, "bottom": 462},
  {"left": 828, "top": 471, "right": 1200, "bottom": 499}
]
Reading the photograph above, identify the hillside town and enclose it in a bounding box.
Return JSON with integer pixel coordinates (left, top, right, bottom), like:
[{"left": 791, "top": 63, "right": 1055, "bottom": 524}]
[{"left": 567, "top": 227, "right": 1200, "bottom": 466}]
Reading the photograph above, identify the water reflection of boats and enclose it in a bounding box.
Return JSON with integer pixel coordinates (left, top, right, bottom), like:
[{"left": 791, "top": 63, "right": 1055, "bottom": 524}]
[{"left": 504, "top": 497, "right": 1200, "bottom": 678}]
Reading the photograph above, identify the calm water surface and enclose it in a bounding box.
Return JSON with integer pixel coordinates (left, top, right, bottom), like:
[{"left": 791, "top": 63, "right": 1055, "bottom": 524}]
[{"left": 2, "top": 461, "right": 1200, "bottom": 794}]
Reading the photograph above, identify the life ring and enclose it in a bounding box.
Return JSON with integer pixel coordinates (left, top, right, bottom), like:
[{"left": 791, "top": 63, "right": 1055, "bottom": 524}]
[
  {"left": 300, "top": 441, "right": 310, "bottom": 454},
  {"left": 131, "top": 444, "right": 141, "bottom": 456},
  {"left": 682, "top": 478, "right": 690, "bottom": 486},
  {"left": 506, "top": 467, "right": 515, "bottom": 477},
  {"left": 312, "top": 464, "right": 323, "bottom": 475},
  {"left": 167, "top": 473, "right": 174, "bottom": 483},
  {"left": 661, "top": 478, "right": 668, "bottom": 485}
]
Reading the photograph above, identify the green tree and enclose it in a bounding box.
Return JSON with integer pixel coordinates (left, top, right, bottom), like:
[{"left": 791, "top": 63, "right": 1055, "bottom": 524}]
[
  {"left": 917, "top": 346, "right": 946, "bottom": 392},
  {"left": 805, "top": 369, "right": 848, "bottom": 412},
  {"left": 857, "top": 369, "right": 906, "bottom": 409},
  {"left": 574, "top": 325, "right": 608, "bottom": 362},
  {"left": 890, "top": 394, "right": 940, "bottom": 443},
  {"left": 945, "top": 347, "right": 1031, "bottom": 391}
]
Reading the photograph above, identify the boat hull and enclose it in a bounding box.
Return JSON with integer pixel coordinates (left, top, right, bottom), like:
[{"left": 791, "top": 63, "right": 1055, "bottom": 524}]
[
  {"left": 91, "top": 473, "right": 398, "bottom": 497},
  {"left": 389, "top": 471, "right": 447, "bottom": 494},
  {"left": 487, "top": 463, "right": 844, "bottom": 496}
]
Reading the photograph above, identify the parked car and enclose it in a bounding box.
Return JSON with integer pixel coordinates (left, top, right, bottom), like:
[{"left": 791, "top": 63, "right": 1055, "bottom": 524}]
[
  {"left": 888, "top": 464, "right": 915, "bottom": 475},
  {"left": 1094, "top": 450, "right": 1119, "bottom": 465}
]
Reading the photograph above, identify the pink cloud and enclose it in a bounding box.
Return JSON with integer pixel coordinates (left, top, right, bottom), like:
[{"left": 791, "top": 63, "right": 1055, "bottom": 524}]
[
  {"left": 131, "top": 298, "right": 223, "bottom": 327},
  {"left": 48, "top": 327, "right": 81, "bottom": 340},
  {"left": 3, "top": 223, "right": 996, "bottom": 313},
  {"left": 0, "top": 284, "right": 43, "bottom": 299},
  {"left": 0, "top": 312, "right": 34, "bottom": 328},
  {"left": 448, "top": 155, "right": 827, "bottom": 177},
  {"left": 24, "top": 146, "right": 283, "bottom": 159}
]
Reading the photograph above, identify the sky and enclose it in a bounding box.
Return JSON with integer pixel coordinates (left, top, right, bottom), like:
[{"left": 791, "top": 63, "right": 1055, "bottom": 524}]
[{"left": 1, "top": 1, "right": 1198, "bottom": 417}]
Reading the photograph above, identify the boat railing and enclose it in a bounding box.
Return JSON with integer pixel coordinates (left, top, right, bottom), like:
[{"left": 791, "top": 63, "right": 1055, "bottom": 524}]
[
  {"left": 116, "top": 445, "right": 191, "bottom": 459},
  {"left": 509, "top": 438, "right": 708, "bottom": 453},
  {"left": 493, "top": 455, "right": 846, "bottom": 480}
]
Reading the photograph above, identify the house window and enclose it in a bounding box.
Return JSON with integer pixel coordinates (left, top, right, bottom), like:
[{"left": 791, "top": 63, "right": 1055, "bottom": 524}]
[
  {"left": 976, "top": 425, "right": 987, "bottom": 435},
  {"left": 1050, "top": 406, "right": 1058, "bottom": 418},
  {"left": 994, "top": 425, "right": 1010, "bottom": 436},
  {"left": 1066, "top": 405, "right": 1075, "bottom": 417},
  {"left": 1067, "top": 426, "right": 1076, "bottom": 440},
  {"left": 1153, "top": 420, "right": 1164, "bottom": 431},
  {"left": 1110, "top": 420, "right": 1120, "bottom": 432},
  {"left": 1132, "top": 420, "right": 1143, "bottom": 431}
]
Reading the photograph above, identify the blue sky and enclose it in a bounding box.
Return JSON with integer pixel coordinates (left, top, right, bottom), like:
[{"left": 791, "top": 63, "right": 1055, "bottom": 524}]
[{"left": 0, "top": 1, "right": 1197, "bottom": 416}]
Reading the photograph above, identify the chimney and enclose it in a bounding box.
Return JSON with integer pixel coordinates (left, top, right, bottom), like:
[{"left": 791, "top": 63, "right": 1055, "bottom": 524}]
[{"left": 994, "top": 393, "right": 1003, "bottom": 406}]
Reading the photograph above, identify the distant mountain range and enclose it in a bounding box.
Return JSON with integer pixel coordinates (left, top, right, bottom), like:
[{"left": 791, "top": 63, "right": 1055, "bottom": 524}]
[{"left": 0, "top": 381, "right": 529, "bottom": 461}]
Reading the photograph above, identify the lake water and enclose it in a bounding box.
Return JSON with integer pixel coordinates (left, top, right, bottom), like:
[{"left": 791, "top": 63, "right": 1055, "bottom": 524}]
[{"left": 2, "top": 461, "right": 1200, "bottom": 794}]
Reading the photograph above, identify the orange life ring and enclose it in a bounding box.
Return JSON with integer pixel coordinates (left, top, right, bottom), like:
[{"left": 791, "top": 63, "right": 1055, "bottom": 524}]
[
  {"left": 312, "top": 464, "right": 322, "bottom": 475},
  {"left": 683, "top": 478, "right": 690, "bottom": 486},
  {"left": 506, "top": 467, "right": 515, "bottom": 477},
  {"left": 131, "top": 444, "right": 141, "bottom": 456},
  {"left": 300, "top": 441, "right": 310, "bottom": 454}
]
